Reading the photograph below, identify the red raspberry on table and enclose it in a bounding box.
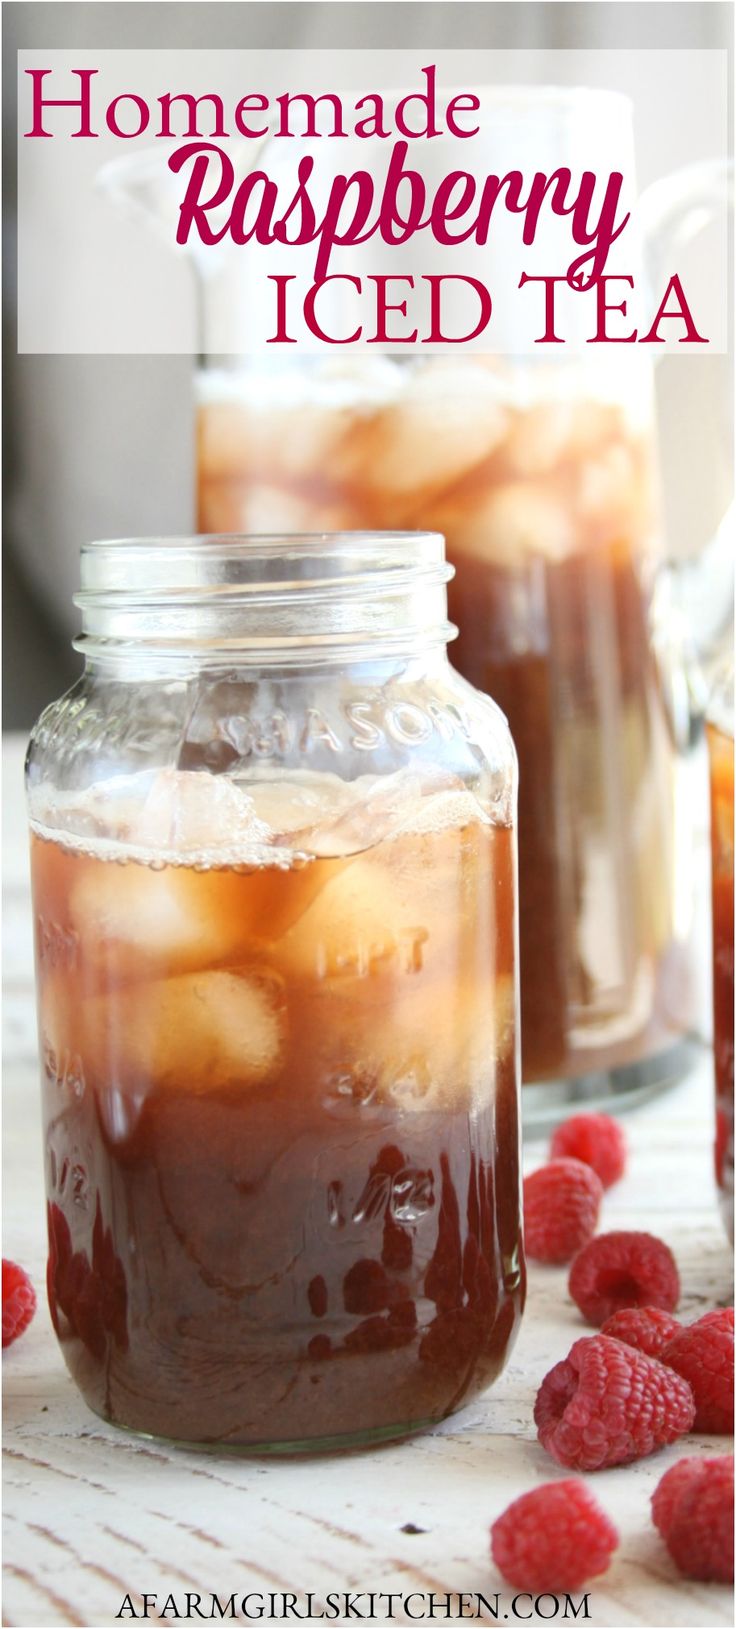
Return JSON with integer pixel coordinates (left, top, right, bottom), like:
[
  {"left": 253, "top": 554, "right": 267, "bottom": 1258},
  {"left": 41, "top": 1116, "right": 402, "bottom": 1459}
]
[
  {"left": 534, "top": 1334, "right": 695, "bottom": 1471},
  {"left": 601, "top": 1305, "right": 681, "bottom": 1359},
  {"left": 524, "top": 1158, "right": 603, "bottom": 1265},
  {"left": 550, "top": 1113, "right": 626, "bottom": 1189},
  {"left": 2, "top": 1260, "right": 36, "bottom": 1349},
  {"left": 661, "top": 1307, "right": 734, "bottom": 1433},
  {"left": 491, "top": 1480, "right": 619, "bottom": 1591},
  {"left": 652, "top": 1454, "right": 734, "bottom": 1583},
  {"left": 652, "top": 1454, "right": 720, "bottom": 1536},
  {"left": 569, "top": 1231, "right": 680, "bottom": 1326},
  {"left": 715, "top": 1107, "right": 731, "bottom": 1187}
]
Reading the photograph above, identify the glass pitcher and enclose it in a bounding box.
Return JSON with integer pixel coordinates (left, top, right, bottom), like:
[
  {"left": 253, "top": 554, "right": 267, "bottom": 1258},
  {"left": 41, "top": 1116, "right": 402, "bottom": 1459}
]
[
  {"left": 99, "top": 87, "right": 732, "bottom": 1121},
  {"left": 706, "top": 654, "right": 734, "bottom": 1245}
]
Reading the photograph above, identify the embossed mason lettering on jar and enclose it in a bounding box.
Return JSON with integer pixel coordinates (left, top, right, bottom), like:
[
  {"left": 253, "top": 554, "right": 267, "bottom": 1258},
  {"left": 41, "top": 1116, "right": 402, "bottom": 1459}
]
[{"left": 26, "top": 533, "right": 524, "bottom": 1452}]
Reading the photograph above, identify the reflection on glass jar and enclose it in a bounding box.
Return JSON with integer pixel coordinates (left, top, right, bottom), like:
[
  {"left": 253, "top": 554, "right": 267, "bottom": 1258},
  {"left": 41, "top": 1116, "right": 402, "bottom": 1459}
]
[
  {"left": 707, "top": 659, "right": 734, "bottom": 1245},
  {"left": 27, "top": 533, "right": 524, "bottom": 1451},
  {"left": 197, "top": 355, "right": 695, "bottom": 1099}
]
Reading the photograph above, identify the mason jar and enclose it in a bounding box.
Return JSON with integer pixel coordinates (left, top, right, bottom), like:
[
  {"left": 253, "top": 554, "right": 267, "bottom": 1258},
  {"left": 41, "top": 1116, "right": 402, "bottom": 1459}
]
[
  {"left": 26, "top": 532, "right": 524, "bottom": 1452},
  {"left": 707, "top": 655, "right": 734, "bottom": 1245}
]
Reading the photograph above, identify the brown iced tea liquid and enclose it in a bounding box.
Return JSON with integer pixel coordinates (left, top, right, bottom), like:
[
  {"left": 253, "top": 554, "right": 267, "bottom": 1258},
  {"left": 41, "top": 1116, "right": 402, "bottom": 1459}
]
[
  {"left": 33, "top": 810, "right": 523, "bottom": 1449},
  {"left": 197, "top": 365, "right": 689, "bottom": 1085},
  {"left": 449, "top": 535, "right": 681, "bottom": 1082},
  {"left": 708, "top": 720, "right": 734, "bottom": 1243}
]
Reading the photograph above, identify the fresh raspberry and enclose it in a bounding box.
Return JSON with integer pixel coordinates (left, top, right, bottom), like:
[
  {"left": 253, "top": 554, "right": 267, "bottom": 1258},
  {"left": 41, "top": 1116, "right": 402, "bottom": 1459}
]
[
  {"left": 2, "top": 1260, "right": 37, "bottom": 1348},
  {"left": 534, "top": 1334, "right": 695, "bottom": 1470},
  {"left": 490, "top": 1480, "right": 619, "bottom": 1591},
  {"left": 550, "top": 1113, "right": 626, "bottom": 1189},
  {"left": 652, "top": 1455, "right": 734, "bottom": 1582},
  {"left": 569, "top": 1231, "right": 680, "bottom": 1326},
  {"left": 524, "top": 1158, "right": 603, "bottom": 1265},
  {"left": 661, "top": 1308, "right": 734, "bottom": 1433},
  {"left": 652, "top": 1455, "right": 717, "bottom": 1536},
  {"left": 601, "top": 1306, "right": 681, "bottom": 1359},
  {"left": 702, "top": 1305, "right": 735, "bottom": 1333}
]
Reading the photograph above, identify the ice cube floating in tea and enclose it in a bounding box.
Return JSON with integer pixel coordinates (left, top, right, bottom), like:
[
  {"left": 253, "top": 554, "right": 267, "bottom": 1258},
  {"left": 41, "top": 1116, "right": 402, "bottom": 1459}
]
[{"left": 32, "top": 765, "right": 523, "bottom": 1449}]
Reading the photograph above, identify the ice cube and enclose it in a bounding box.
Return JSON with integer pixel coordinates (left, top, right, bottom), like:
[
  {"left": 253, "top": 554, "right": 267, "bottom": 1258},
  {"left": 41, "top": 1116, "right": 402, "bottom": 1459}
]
[
  {"left": 69, "top": 844, "right": 327, "bottom": 981},
  {"left": 440, "top": 482, "right": 574, "bottom": 567},
  {"left": 278, "top": 845, "right": 429, "bottom": 983},
  {"left": 69, "top": 859, "right": 245, "bottom": 979},
  {"left": 291, "top": 806, "right": 516, "bottom": 1111},
  {"left": 575, "top": 438, "right": 651, "bottom": 537},
  {"left": 234, "top": 482, "right": 363, "bottom": 534},
  {"left": 389, "top": 970, "right": 516, "bottom": 1109},
  {"left": 246, "top": 773, "right": 355, "bottom": 843},
  {"left": 300, "top": 768, "right": 462, "bottom": 857},
  {"left": 65, "top": 772, "right": 274, "bottom": 980},
  {"left": 199, "top": 477, "right": 333, "bottom": 535},
  {"left": 30, "top": 772, "right": 159, "bottom": 845},
  {"left": 261, "top": 404, "right": 358, "bottom": 482},
  {"left": 355, "top": 364, "right": 508, "bottom": 502},
  {"left": 505, "top": 399, "right": 620, "bottom": 478},
  {"left": 321, "top": 971, "right": 516, "bottom": 1112},
  {"left": 198, "top": 361, "right": 403, "bottom": 491},
  {"left": 60, "top": 772, "right": 338, "bottom": 979},
  {"left": 79, "top": 968, "right": 285, "bottom": 1094},
  {"left": 133, "top": 768, "right": 271, "bottom": 858},
  {"left": 247, "top": 769, "right": 462, "bottom": 860},
  {"left": 278, "top": 810, "right": 487, "bottom": 996}
]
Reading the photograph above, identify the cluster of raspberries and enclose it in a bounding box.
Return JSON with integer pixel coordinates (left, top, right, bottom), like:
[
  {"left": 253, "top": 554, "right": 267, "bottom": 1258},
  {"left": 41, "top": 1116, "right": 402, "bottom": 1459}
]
[
  {"left": 491, "top": 1456, "right": 734, "bottom": 1593},
  {"left": 495, "top": 1113, "right": 734, "bottom": 1590}
]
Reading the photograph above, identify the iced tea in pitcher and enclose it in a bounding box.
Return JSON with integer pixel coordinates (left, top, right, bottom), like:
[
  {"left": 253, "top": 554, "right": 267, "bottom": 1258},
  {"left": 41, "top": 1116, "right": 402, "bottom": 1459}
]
[
  {"left": 198, "top": 358, "right": 692, "bottom": 1093},
  {"left": 707, "top": 660, "right": 734, "bottom": 1244},
  {"left": 28, "top": 533, "right": 524, "bottom": 1450}
]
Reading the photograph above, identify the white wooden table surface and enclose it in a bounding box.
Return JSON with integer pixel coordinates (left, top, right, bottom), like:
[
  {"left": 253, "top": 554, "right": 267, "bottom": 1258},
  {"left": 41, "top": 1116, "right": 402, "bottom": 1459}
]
[{"left": 2, "top": 733, "right": 733, "bottom": 1629}]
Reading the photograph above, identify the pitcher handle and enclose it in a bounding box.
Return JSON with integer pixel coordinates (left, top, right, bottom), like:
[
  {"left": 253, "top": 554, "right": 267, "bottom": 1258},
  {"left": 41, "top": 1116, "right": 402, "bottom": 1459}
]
[
  {"left": 640, "top": 159, "right": 733, "bottom": 741},
  {"left": 639, "top": 157, "right": 733, "bottom": 289}
]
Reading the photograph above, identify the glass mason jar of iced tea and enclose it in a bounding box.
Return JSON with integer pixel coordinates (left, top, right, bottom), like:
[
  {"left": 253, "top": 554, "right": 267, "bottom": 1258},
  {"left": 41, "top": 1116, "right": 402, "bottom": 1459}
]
[
  {"left": 26, "top": 532, "right": 524, "bottom": 1451},
  {"left": 707, "top": 656, "right": 734, "bottom": 1245},
  {"left": 197, "top": 353, "right": 697, "bottom": 1110}
]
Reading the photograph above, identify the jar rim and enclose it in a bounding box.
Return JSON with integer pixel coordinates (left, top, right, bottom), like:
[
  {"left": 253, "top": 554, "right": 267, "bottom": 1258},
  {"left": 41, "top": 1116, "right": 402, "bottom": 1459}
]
[
  {"left": 80, "top": 530, "right": 446, "bottom": 556},
  {"left": 75, "top": 532, "right": 456, "bottom": 662}
]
